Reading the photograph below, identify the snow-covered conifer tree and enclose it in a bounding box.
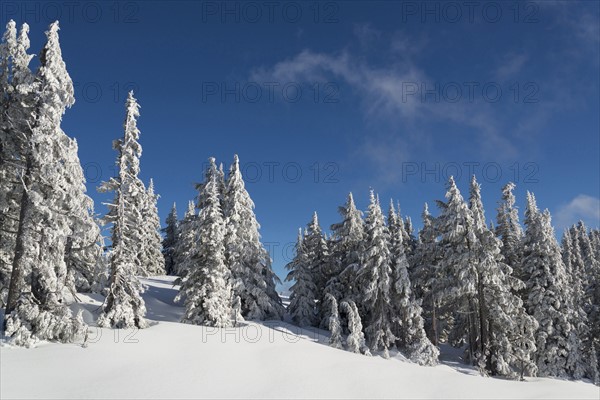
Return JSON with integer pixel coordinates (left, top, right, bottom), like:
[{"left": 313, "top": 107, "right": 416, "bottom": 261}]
[
  {"left": 177, "top": 158, "right": 233, "bottom": 327},
  {"left": 140, "top": 179, "right": 165, "bottom": 276},
  {"left": 0, "top": 21, "right": 35, "bottom": 309},
  {"left": 62, "top": 141, "right": 104, "bottom": 294},
  {"left": 4, "top": 22, "right": 90, "bottom": 344},
  {"left": 285, "top": 229, "right": 318, "bottom": 327},
  {"left": 325, "top": 293, "right": 343, "bottom": 349},
  {"left": 341, "top": 300, "right": 370, "bottom": 355},
  {"left": 496, "top": 182, "right": 525, "bottom": 285},
  {"left": 328, "top": 193, "right": 364, "bottom": 305},
  {"left": 567, "top": 223, "right": 600, "bottom": 381},
  {"left": 411, "top": 203, "right": 443, "bottom": 345},
  {"left": 436, "top": 176, "right": 479, "bottom": 360},
  {"left": 469, "top": 176, "right": 537, "bottom": 378},
  {"left": 403, "top": 214, "right": 417, "bottom": 263},
  {"left": 173, "top": 201, "right": 196, "bottom": 278},
  {"left": 359, "top": 191, "right": 395, "bottom": 357},
  {"left": 97, "top": 91, "right": 148, "bottom": 329},
  {"left": 303, "top": 212, "right": 331, "bottom": 322},
  {"left": 522, "top": 193, "right": 576, "bottom": 378},
  {"left": 223, "top": 154, "right": 283, "bottom": 320},
  {"left": 162, "top": 203, "right": 179, "bottom": 275},
  {"left": 389, "top": 202, "right": 439, "bottom": 365}
]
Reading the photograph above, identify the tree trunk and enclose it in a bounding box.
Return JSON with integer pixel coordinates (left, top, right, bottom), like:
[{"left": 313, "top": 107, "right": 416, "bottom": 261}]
[
  {"left": 4, "top": 156, "right": 33, "bottom": 327},
  {"left": 477, "top": 277, "right": 488, "bottom": 369},
  {"left": 431, "top": 296, "right": 439, "bottom": 346}
]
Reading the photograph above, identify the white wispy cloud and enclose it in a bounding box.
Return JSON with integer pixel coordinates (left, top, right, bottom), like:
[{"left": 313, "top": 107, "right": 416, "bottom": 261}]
[
  {"left": 554, "top": 194, "right": 600, "bottom": 231},
  {"left": 494, "top": 54, "right": 528, "bottom": 81},
  {"left": 249, "top": 20, "right": 595, "bottom": 187},
  {"left": 250, "top": 46, "right": 517, "bottom": 157}
]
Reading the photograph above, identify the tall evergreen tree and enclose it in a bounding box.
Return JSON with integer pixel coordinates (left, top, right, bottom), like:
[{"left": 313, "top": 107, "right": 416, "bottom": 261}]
[
  {"left": 97, "top": 91, "right": 148, "bottom": 329},
  {"left": 568, "top": 223, "right": 600, "bottom": 381},
  {"left": 304, "top": 212, "right": 330, "bottom": 294},
  {"left": 303, "top": 212, "right": 331, "bottom": 325},
  {"left": 285, "top": 229, "right": 318, "bottom": 327},
  {"left": 177, "top": 158, "right": 233, "bottom": 327},
  {"left": 62, "top": 141, "right": 104, "bottom": 294},
  {"left": 173, "top": 201, "right": 196, "bottom": 278},
  {"left": 0, "top": 21, "right": 35, "bottom": 310},
  {"left": 436, "top": 176, "right": 479, "bottom": 361},
  {"left": 411, "top": 203, "right": 444, "bottom": 345},
  {"left": 395, "top": 203, "right": 414, "bottom": 262},
  {"left": 340, "top": 300, "right": 371, "bottom": 355},
  {"left": 359, "top": 191, "right": 395, "bottom": 357},
  {"left": 223, "top": 154, "right": 283, "bottom": 320},
  {"left": 522, "top": 193, "right": 576, "bottom": 378},
  {"left": 162, "top": 203, "right": 179, "bottom": 275},
  {"left": 328, "top": 193, "right": 364, "bottom": 304},
  {"left": 325, "top": 293, "right": 343, "bottom": 349},
  {"left": 403, "top": 214, "right": 417, "bottom": 264},
  {"left": 469, "top": 176, "right": 537, "bottom": 378},
  {"left": 4, "top": 22, "right": 90, "bottom": 344},
  {"left": 389, "top": 201, "right": 439, "bottom": 366},
  {"left": 496, "top": 182, "right": 525, "bottom": 285},
  {"left": 140, "top": 179, "right": 165, "bottom": 276}
]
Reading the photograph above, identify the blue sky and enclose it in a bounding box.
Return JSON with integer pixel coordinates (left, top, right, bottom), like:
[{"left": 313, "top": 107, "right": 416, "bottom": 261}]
[{"left": 4, "top": 1, "right": 599, "bottom": 288}]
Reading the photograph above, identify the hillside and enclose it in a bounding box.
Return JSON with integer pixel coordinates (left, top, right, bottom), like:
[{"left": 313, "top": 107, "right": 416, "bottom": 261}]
[{"left": 1, "top": 276, "right": 598, "bottom": 399}]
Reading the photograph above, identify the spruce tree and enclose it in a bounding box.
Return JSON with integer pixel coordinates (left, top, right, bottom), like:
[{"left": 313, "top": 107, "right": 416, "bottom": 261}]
[
  {"left": 403, "top": 214, "right": 417, "bottom": 263},
  {"left": 411, "top": 203, "right": 444, "bottom": 345},
  {"left": 567, "top": 224, "right": 600, "bottom": 381},
  {"left": 97, "top": 92, "right": 148, "bottom": 329},
  {"left": 496, "top": 182, "right": 525, "bottom": 286},
  {"left": 162, "top": 203, "right": 179, "bottom": 275},
  {"left": 140, "top": 179, "right": 165, "bottom": 276},
  {"left": 469, "top": 176, "right": 537, "bottom": 378},
  {"left": 359, "top": 191, "right": 395, "bottom": 357},
  {"left": 177, "top": 158, "right": 233, "bottom": 327},
  {"left": 389, "top": 202, "right": 439, "bottom": 366},
  {"left": 285, "top": 229, "right": 318, "bottom": 327},
  {"left": 223, "top": 154, "right": 283, "bottom": 320},
  {"left": 395, "top": 203, "right": 414, "bottom": 263},
  {"left": 0, "top": 21, "right": 35, "bottom": 309},
  {"left": 328, "top": 193, "right": 364, "bottom": 305},
  {"left": 436, "top": 176, "right": 479, "bottom": 361},
  {"left": 340, "top": 300, "right": 371, "bottom": 355},
  {"left": 325, "top": 293, "right": 343, "bottom": 349},
  {"left": 173, "top": 201, "right": 196, "bottom": 278},
  {"left": 4, "top": 22, "right": 90, "bottom": 344},
  {"left": 62, "top": 141, "right": 104, "bottom": 294},
  {"left": 303, "top": 212, "right": 331, "bottom": 322},
  {"left": 522, "top": 193, "right": 575, "bottom": 378}
]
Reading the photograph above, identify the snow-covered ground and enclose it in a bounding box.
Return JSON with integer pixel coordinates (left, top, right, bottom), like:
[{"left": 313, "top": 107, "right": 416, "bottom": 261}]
[{"left": 1, "top": 276, "right": 598, "bottom": 399}]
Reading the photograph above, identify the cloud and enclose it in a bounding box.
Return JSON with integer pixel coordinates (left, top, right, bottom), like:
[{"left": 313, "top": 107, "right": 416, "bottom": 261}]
[
  {"left": 546, "top": 1, "right": 600, "bottom": 41},
  {"left": 494, "top": 54, "right": 528, "bottom": 81},
  {"left": 353, "top": 23, "right": 381, "bottom": 49},
  {"left": 554, "top": 194, "right": 600, "bottom": 231},
  {"left": 250, "top": 47, "right": 518, "bottom": 159}
]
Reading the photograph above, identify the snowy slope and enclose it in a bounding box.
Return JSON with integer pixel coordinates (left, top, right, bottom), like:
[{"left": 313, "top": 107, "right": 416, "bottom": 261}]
[{"left": 1, "top": 276, "right": 598, "bottom": 399}]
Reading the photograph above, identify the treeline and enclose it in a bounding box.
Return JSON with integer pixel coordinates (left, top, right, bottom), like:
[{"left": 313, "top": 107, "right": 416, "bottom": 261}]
[{"left": 286, "top": 179, "right": 600, "bottom": 382}]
